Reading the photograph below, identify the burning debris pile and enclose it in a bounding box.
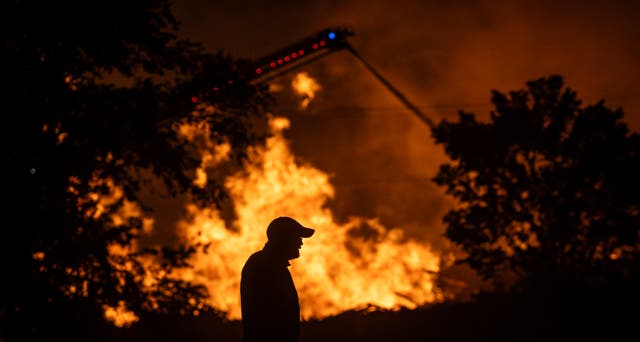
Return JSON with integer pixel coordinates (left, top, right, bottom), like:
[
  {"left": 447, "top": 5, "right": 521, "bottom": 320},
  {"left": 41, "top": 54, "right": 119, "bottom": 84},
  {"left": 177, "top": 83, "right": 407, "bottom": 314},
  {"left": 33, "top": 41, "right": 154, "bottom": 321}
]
[{"left": 176, "top": 114, "right": 442, "bottom": 320}]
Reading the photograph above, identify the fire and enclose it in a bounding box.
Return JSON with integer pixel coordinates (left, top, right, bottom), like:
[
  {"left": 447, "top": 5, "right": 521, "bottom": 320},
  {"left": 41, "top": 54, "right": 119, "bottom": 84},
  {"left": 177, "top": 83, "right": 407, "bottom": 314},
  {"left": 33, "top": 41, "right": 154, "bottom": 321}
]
[
  {"left": 103, "top": 301, "right": 139, "bottom": 327},
  {"left": 178, "top": 116, "right": 442, "bottom": 320},
  {"left": 174, "top": 104, "right": 234, "bottom": 188},
  {"left": 76, "top": 168, "right": 157, "bottom": 326},
  {"left": 91, "top": 103, "right": 442, "bottom": 325},
  {"left": 291, "top": 72, "right": 321, "bottom": 109}
]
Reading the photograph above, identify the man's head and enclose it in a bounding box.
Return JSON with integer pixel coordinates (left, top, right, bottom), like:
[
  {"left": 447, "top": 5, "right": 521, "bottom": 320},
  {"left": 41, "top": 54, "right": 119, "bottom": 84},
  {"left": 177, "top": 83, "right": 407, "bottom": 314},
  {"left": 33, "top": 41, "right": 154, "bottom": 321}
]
[{"left": 266, "top": 216, "right": 314, "bottom": 260}]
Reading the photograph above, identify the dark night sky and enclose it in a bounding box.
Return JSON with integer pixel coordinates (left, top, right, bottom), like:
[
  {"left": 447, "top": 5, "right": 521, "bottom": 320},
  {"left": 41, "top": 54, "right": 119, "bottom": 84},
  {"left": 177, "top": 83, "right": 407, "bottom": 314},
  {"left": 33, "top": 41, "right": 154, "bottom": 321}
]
[{"left": 169, "top": 0, "right": 640, "bottom": 249}]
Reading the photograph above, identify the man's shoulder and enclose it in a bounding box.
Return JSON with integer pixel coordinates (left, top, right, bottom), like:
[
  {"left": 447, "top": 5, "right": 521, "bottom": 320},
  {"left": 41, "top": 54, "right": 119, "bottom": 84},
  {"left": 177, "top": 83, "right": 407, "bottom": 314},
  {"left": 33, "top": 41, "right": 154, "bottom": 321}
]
[
  {"left": 242, "top": 250, "right": 267, "bottom": 272},
  {"left": 246, "top": 250, "right": 265, "bottom": 263}
]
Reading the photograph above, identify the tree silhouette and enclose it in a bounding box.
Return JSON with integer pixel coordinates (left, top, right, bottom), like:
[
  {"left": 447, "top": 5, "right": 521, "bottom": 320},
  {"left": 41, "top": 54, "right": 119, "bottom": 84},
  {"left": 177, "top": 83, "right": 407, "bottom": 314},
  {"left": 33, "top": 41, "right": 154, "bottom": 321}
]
[
  {"left": 3, "top": 1, "right": 270, "bottom": 339},
  {"left": 432, "top": 75, "right": 640, "bottom": 288}
]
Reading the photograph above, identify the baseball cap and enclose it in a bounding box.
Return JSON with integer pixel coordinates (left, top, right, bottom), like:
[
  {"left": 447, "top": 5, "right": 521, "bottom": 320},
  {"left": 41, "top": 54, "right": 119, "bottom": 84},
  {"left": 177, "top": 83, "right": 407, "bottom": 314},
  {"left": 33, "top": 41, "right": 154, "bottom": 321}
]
[{"left": 266, "top": 216, "right": 315, "bottom": 241}]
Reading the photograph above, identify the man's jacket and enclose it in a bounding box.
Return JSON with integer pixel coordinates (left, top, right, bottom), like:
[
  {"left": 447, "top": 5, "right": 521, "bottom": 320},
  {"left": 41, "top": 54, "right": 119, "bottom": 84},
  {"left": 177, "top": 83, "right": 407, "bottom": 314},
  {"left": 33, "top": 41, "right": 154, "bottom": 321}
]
[{"left": 241, "top": 247, "right": 300, "bottom": 342}]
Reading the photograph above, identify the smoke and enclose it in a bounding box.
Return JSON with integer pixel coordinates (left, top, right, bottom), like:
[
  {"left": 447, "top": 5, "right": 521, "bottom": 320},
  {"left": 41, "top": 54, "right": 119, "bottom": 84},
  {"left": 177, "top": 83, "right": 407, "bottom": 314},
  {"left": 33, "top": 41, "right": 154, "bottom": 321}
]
[{"left": 171, "top": 0, "right": 639, "bottom": 272}]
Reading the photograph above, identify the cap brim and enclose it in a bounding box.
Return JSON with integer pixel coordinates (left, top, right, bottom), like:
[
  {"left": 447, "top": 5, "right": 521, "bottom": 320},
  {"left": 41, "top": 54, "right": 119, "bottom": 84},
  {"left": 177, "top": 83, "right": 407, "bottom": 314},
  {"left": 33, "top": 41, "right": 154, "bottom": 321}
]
[{"left": 299, "top": 227, "right": 315, "bottom": 238}]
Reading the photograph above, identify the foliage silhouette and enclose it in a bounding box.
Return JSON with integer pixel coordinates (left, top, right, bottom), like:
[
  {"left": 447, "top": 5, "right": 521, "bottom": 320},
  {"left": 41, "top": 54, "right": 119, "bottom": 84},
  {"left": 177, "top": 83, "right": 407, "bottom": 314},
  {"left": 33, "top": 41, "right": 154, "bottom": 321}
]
[
  {"left": 3, "top": 0, "right": 271, "bottom": 339},
  {"left": 432, "top": 75, "right": 640, "bottom": 288}
]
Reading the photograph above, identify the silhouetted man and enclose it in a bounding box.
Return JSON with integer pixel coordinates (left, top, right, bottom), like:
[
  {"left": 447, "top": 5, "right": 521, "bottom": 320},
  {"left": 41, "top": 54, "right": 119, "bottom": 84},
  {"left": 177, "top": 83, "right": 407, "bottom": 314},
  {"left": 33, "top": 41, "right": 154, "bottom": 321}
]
[{"left": 240, "top": 216, "right": 315, "bottom": 342}]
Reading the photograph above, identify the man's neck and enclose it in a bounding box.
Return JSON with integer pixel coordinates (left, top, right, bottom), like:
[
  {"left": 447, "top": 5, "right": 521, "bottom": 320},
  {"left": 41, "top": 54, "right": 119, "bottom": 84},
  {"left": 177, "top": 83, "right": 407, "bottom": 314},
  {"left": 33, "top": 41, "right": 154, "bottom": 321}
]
[{"left": 262, "top": 243, "right": 291, "bottom": 266}]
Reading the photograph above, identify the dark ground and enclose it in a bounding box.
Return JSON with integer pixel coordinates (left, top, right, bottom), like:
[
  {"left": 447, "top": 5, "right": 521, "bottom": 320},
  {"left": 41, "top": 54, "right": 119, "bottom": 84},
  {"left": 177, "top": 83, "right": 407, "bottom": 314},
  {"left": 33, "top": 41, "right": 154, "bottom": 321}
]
[{"left": 41, "top": 283, "right": 639, "bottom": 342}]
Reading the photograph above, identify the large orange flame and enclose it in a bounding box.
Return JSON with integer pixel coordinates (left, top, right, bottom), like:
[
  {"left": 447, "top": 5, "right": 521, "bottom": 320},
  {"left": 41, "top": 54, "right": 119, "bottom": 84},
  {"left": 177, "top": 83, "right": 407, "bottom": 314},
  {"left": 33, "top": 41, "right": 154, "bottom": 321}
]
[
  {"left": 178, "top": 116, "right": 442, "bottom": 320},
  {"left": 93, "top": 102, "right": 443, "bottom": 325}
]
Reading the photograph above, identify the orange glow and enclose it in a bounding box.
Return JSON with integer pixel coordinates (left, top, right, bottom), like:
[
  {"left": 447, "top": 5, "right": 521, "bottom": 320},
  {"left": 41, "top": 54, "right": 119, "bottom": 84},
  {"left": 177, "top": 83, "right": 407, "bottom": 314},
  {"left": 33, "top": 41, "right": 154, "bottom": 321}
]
[
  {"left": 64, "top": 74, "right": 79, "bottom": 91},
  {"left": 291, "top": 72, "right": 321, "bottom": 109},
  {"left": 76, "top": 167, "right": 163, "bottom": 326},
  {"left": 32, "top": 251, "right": 45, "bottom": 261},
  {"left": 103, "top": 301, "right": 139, "bottom": 327},
  {"left": 176, "top": 104, "right": 233, "bottom": 188},
  {"left": 89, "top": 105, "right": 442, "bottom": 325},
  {"left": 53, "top": 124, "right": 68, "bottom": 144},
  {"left": 176, "top": 116, "right": 442, "bottom": 320}
]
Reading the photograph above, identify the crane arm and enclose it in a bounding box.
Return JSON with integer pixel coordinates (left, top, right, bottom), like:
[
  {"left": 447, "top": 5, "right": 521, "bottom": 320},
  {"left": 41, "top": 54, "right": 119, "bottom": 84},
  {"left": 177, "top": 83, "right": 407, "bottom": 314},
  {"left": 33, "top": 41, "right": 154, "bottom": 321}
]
[{"left": 192, "top": 26, "right": 435, "bottom": 129}]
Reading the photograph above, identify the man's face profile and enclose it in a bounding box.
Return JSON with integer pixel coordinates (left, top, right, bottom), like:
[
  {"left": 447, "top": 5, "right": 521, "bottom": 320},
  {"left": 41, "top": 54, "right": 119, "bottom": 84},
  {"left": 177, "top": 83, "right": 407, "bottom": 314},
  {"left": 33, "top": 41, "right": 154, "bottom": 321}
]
[{"left": 274, "top": 235, "right": 304, "bottom": 260}]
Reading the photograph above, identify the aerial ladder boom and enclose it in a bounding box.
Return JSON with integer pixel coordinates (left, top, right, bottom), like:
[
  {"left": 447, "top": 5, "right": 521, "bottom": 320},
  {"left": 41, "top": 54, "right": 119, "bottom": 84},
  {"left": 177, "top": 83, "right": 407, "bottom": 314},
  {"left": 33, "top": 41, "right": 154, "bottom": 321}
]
[
  {"left": 193, "top": 26, "right": 434, "bottom": 128},
  {"left": 250, "top": 27, "right": 353, "bottom": 84}
]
